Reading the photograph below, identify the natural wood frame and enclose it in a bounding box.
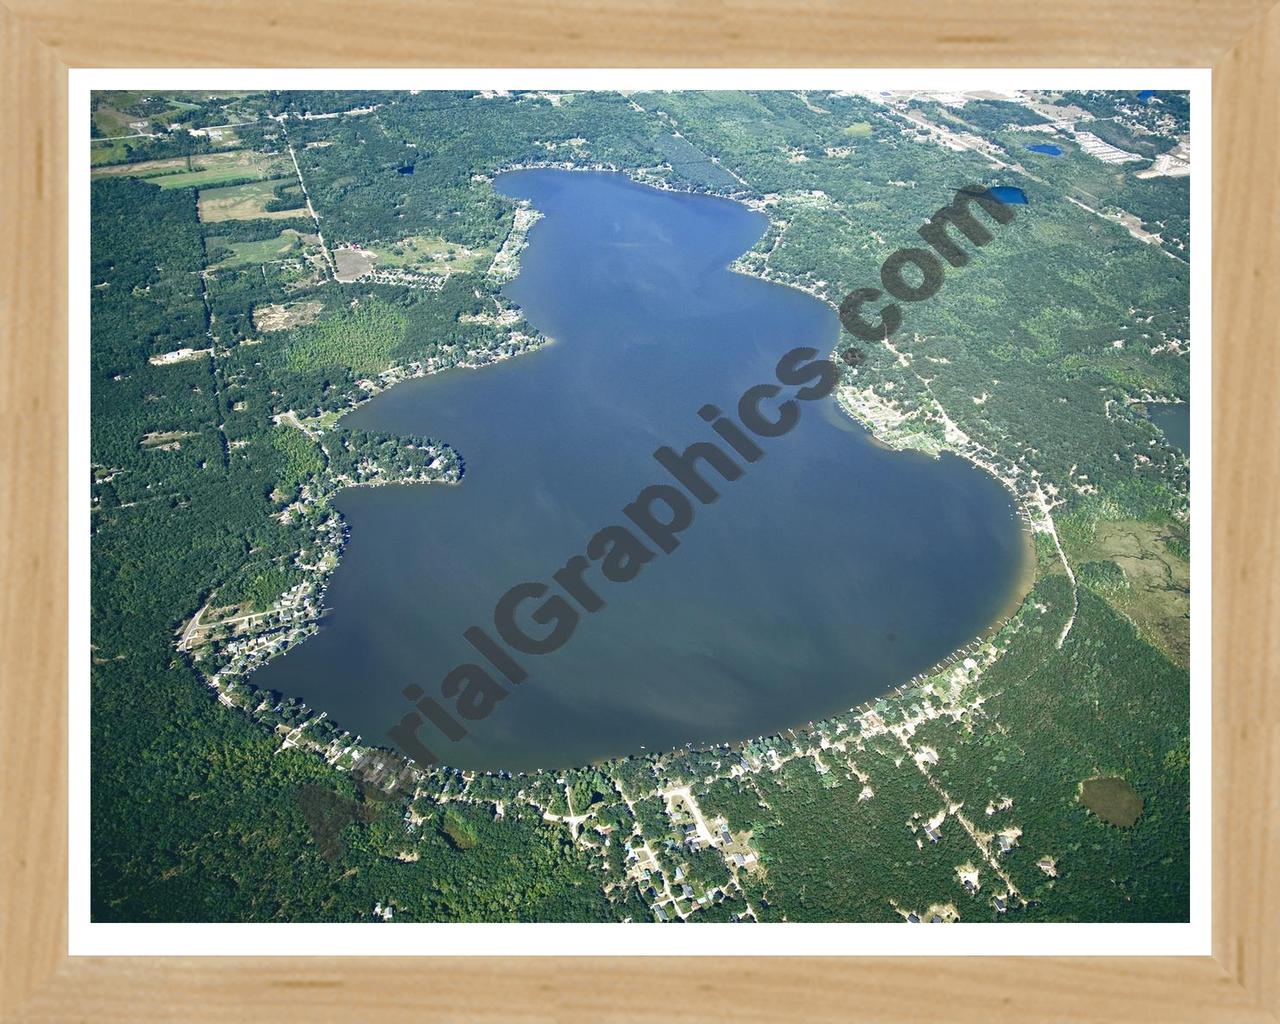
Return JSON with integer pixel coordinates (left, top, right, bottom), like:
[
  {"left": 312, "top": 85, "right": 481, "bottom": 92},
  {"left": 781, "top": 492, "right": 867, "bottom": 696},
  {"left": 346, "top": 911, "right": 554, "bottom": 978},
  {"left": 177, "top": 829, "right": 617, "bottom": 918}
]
[{"left": 2, "top": 2, "right": 1276, "bottom": 1019}]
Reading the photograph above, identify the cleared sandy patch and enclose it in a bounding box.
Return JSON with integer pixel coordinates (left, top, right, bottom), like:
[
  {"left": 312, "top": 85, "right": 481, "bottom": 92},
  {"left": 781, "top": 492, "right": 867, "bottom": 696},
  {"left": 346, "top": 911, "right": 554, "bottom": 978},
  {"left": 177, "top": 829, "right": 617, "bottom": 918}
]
[
  {"left": 333, "top": 248, "right": 377, "bottom": 283},
  {"left": 253, "top": 300, "right": 325, "bottom": 333},
  {"left": 140, "top": 430, "right": 196, "bottom": 449}
]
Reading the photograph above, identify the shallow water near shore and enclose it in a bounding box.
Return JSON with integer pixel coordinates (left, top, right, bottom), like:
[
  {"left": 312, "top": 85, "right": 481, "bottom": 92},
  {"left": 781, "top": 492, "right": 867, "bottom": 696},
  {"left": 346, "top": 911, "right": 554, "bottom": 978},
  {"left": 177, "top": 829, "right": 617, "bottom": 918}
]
[{"left": 252, "top": 170, "right": 1031, "bottom": 771}]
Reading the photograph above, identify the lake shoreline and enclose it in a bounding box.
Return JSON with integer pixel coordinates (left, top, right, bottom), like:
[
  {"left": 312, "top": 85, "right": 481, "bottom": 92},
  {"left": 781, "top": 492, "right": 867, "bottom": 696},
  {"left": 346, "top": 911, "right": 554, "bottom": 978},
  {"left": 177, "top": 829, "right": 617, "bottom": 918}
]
[{"left": 199, "top": 164, "right": 1042, "bottom": 780}]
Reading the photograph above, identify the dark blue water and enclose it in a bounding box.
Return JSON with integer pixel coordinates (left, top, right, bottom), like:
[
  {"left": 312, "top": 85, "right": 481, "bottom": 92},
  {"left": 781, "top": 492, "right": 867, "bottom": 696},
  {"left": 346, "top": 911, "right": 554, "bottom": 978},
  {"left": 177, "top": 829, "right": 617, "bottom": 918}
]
[
  {"left": 1026, "top": 143, "right": 1062, "bottom": 156},
  {"left": 253, "top": 170, "right": 1029, "bottom": 771},
  {"left": 987, "top": 186, "right": 1029, "bottom": 205},
  {"left": 1147, "top": 402, "right": 1190, "bottom": 454}
]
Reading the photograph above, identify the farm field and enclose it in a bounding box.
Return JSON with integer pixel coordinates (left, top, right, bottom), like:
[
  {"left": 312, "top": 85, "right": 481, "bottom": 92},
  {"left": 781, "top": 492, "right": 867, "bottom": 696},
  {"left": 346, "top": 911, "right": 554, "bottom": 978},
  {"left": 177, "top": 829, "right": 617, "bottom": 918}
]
[
  {"left": 197, "top": 178, "right": 306, "bottom": 222},
  {"left": 93, "top": 150, "right": 293, "bottom": 189},
  {"left": 92, "top": 155, "right": 200, "bottom": 178},
  {"left": 156, "top": 162, "right": 289, "bottom": 190},
  {"left": 208, "top": 229, "right": 306, "bottom": 269}
]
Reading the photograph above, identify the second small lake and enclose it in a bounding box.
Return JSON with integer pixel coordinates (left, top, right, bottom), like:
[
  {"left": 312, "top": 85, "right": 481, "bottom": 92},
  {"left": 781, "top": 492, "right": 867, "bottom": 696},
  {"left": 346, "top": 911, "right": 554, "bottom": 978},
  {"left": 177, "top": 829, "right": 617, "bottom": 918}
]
[{"left": 1146, "top": 402, "right": 1190, "bottom": 454}]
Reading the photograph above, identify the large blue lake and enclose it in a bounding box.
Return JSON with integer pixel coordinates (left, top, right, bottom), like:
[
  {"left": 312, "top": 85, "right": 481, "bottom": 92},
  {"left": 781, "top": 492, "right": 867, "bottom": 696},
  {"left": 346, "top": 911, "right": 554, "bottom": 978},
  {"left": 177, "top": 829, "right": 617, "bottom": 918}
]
[{"left": 253, "top": 170, "right": 1030, "bottom": 772}]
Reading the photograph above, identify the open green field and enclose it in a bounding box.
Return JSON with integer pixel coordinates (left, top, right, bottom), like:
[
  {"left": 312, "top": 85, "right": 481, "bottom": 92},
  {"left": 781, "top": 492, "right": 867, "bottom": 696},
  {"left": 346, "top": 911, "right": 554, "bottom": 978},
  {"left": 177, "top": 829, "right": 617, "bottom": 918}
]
[
  {"left": 209, "top": 229, "right": 305, "bottom": 269},
  {"left": 368, "top": 234, "right": 491, "bottom": 274},
  {"left": 197, "top": 178, "right": 306, "bottom": 222},
  {"left": 92, "top": 155, "right": 197, "bottom": 179},
  {"left": 93, "top": 150, "right": 293, "bottom": 190},
  {"left": 90, "top": 139, "right": 136, "bottom": 166},
  {"left": 91, "top": 99, "right": 142, "bottom": 138},
  {"left": 155, "top": 162, "right": 287, "bottom": 190}
]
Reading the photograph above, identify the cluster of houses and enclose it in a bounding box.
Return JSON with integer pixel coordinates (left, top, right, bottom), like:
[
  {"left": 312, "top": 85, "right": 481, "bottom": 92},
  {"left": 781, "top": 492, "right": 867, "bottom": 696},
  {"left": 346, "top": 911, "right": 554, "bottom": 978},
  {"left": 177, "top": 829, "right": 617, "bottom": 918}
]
[
  {"left": 197, "top": 512, "right": 347, "bottom": 707},
  {"left": 361, "top": 266, "right": 450, "bottom": 290},
  {"left": 1070, "top": 130, "right": 1144, "bottom": 164},
  {"left": 623, "top": 809, "right": 762, "bottom": 923},
  {"left": 636, "top": 851, "right": 741, "bottom": 923},
  {"left": 205, "top": 577, "right": 325, "bottom": 682},
  {"left": 651, "top": 882, "right": 735, "bottom": 922}
]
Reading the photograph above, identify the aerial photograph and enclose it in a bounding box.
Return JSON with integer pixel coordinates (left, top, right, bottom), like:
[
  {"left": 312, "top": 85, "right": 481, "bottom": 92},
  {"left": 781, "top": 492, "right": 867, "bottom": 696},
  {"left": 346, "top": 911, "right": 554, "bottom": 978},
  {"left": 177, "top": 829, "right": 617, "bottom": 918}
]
[{"left": 89, "top": 86, "right": 1192, "bottom": 925}]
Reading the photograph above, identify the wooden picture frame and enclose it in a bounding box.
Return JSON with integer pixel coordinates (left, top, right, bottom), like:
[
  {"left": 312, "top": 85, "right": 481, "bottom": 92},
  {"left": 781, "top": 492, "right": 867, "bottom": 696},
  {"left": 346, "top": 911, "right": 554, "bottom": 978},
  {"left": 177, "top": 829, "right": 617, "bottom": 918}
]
[{"left": 2, "top": 2, "right": 1275, "bottom": 1018}]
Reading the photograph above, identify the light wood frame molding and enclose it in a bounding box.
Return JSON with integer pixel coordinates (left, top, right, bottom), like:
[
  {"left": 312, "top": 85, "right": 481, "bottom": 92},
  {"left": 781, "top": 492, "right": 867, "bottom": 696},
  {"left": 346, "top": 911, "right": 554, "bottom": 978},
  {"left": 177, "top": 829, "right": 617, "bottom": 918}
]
[{"left": 2, "top": 3, "right": 1276, "bottom": 1019}]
